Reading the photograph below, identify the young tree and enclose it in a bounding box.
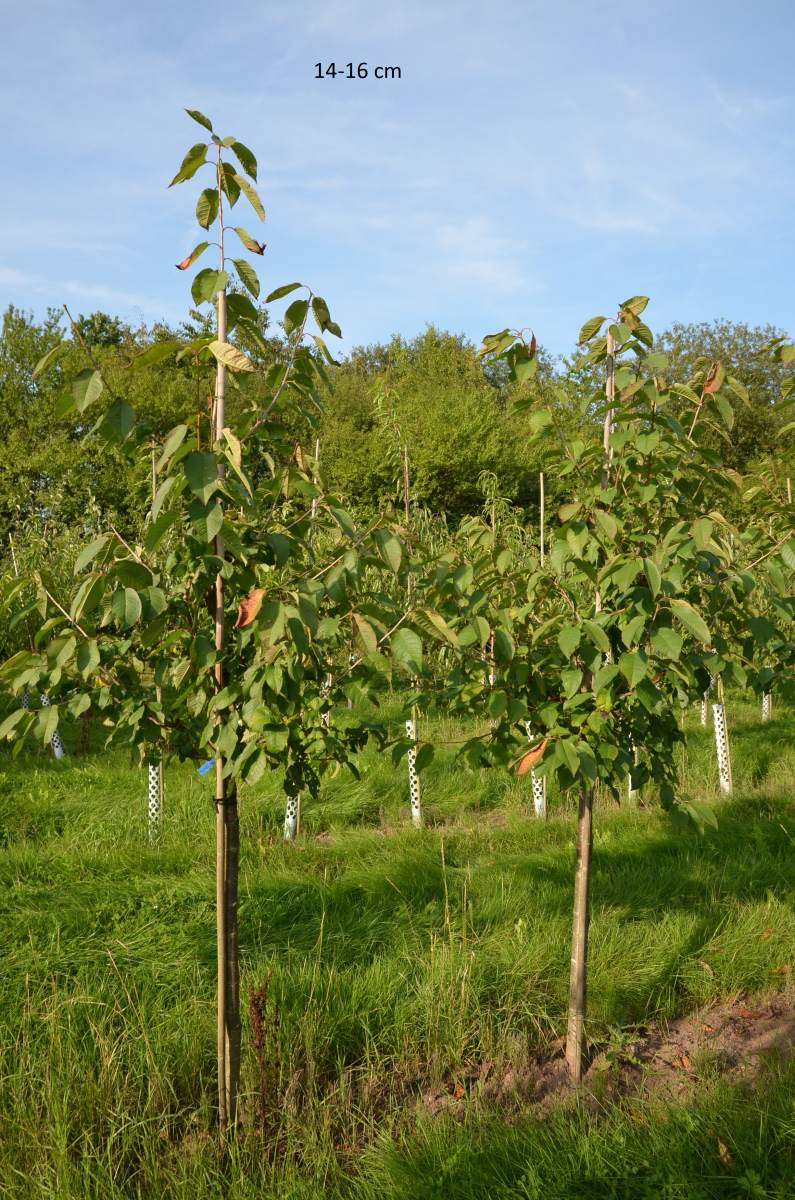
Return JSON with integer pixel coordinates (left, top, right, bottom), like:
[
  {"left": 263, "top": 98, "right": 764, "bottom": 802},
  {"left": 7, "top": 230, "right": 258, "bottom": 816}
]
[{"left": 0, "top": 110, "right": 421, "bottom": 1134}]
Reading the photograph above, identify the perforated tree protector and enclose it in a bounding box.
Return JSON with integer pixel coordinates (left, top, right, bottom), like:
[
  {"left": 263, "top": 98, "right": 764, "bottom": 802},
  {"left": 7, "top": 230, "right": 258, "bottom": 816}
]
[
  {"left": 762, "top": 692, "right": 771, "bottom": 722},
  {"left": 406, "top": 718, "right": 422, "bottom": 826},
  {"left": 40, "top": 694, "right": 64, "bottom": 759},
  {"left": 147, "top": 762, "right": 161, "bottom": 839},
  {"left": 712, "top": 703, "right": 732, "bottom": 794},
  {"left": 283, "top": 795, "right": 299, "bottom": 840},
  {"left": 524, "top": 721, "right": 547, "bottom": 818}
]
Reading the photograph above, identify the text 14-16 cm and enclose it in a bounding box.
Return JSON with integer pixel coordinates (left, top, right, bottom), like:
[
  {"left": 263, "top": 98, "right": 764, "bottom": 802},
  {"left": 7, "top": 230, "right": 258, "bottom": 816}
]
[{"left": 314, "top": 62, "right": 402, "bottom": 79}]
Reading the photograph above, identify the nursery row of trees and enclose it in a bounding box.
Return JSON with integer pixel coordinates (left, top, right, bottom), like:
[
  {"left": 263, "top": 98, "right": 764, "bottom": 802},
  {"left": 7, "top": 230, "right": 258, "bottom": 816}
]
[{"left": 1, "top": 109, "right": 793, "bottom": 1136}]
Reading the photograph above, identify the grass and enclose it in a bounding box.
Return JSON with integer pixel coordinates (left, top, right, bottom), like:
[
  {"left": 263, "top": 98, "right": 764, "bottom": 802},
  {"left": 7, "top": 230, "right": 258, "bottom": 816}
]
[{"left": 0, "top": 698, "right": 794, "bottom": 1198}]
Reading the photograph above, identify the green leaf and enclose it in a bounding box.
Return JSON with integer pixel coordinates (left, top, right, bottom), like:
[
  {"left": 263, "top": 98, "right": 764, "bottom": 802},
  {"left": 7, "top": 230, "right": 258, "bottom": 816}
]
[
  {"left": 74, "top": 535, "right": 109, "bottom": 575},
  {"left": 283, "top": 299, "right": 309, "bottom": 334},
  {"left": 558, "top": 501, "right": 581, "bottom": 522},
  {"left": 311, "top": 296, "right": 332, "bottom": 332},
  {"left": 230, "top": 140, "right": 257, "bottom": 180},
  {"left": 38, "top": 703, "right": 58, "bottom": 747},
  {"left": 191, "top": 268, "right": 229, "bottom": 305},
  {"left": 144, "top": 511, "right": 180, "bottom": 551},
  {"left": 578, "top": 315, "right": 606, "bottom": 344},
  {"left": 168, "top": 142, "right": 207, "bottom": 186},
  {"left": 391, "top": 627, "right": 422, "bottom": 674},
  {"left": 233, "top": 258, "right": 260, "bottom": 298},
  {"left": 190, "top": 501, "right": 223, "bottom": 542},
  {"left": 493, "top": 628, "right": 514, "bottom": 663},
  {"left": 644, "top": 558, "right": 661, "bottom": 597},
  {"left": 0, "top": 708, "right": 26, "bottom": 740},
  {"left": 561, "top": 668, "right": 583, "bottom": 698},
  {"left": 72, "top": 368, "right": 103, "bottom": 413},
  {"left": 266, "top": 282, "right": 302, "bottom": 303},
  {"left": 196, "top": 188, "right": 219, "bottom": 229},
  {"left": 714, "top": 394, "right": 734, "bottom": 430},
  {"left": 186, "top": 108, "right": 213, "bottom": 132},
  {"left": 234, "top": 173, "right": 266, "bottom": 220},
  {"left": 558, "top": 624, "right": 581, "bottom": 658},
  {"left": 184, "top": 451, "right": 218, "bottom": 502},
  {"left": 156, "top": 424, "right": 189, "bottom": 472},
  {"left": 650, "top": 627, "right": 682, "bottom": 660},
  {"left": 208, "top": 340, "right": 254, "bottom": 372},
  {"left": 618, "top": 651, "right": 648, "bottom": 688},
  {"left": 353, "top": 613, "right": 378, "bottom": 656},
  {"left": 111, "top": 587, "right": 142, "bottom": 627},
  {"left": 131, "top": 340, "right": 181, "bottom": 370},
  {"left": 620, "top": 295, "right": 649, "bottom": 317},
  {"left": 374, "top": 529, "right": 402, "bottom": 573},
  {"left": 103, "top": 398, "right": 136, "bottom": 441},
  {"left": 749, "top": 616, "right": 777, "bottom": 646},
  {"left": 33, "top": 341, "right": 65, "bottom": 378},
  {"left": 226, "top": 293, "right": 259, "bottom": 326},
  {"left": 594, "top": 509, "right": 617, "bottom": 540},
  {"left": 582, "top": 619, "right": 610, "bottom": 654},
  {"left": 670, "top": 599, "right": 711, "bottom": 645}
]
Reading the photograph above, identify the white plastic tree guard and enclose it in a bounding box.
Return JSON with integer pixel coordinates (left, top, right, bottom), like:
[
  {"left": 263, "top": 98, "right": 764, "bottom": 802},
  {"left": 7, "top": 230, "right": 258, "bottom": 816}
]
[
  {"left": 761, "top": 692, "right": 771, "bottom": 722},
  {"left": 147, "top": 761, "right": 162, "bottom": 840},
  {"left": 40, "top": 694, "right": 64, "bottom": 760},
  {"left": 627, "top": 739, "right": 637, "bottom": 802},
  {"left": 283, "top": 795, "right": 300, "bottom": 841},
  {"left": 524, "top": 722, "right": 547, "bottom": 818},
  {"left": 712, "top": 703, "right": 732, "bottom": 795},
  {"left": 406, "top": 717, "right": 422, "bottom": 826}
]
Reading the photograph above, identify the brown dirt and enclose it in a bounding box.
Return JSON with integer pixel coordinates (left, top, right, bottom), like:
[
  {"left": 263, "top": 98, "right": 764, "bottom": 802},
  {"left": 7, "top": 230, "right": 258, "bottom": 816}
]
[{"left": 420, "top": 988, "right": 795, "bottom": 1118}]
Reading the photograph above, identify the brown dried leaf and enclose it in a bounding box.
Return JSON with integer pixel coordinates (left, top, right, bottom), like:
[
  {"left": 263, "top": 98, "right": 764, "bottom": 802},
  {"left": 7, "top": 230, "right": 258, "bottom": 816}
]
[
  {"left": 737, "top": 1007, "right": 758, "bottom": 1019},
  {"left": 452, "top": 1084, "right": 465, "bottom": 1100},
  {"left": 678, "top": 1054, "right": 691, "bottom": 1070},
  {"left": 517, "top": 739, "right": 548, "bottom": 776},
  {"left": 703, "top": 361, "right": 721, "bottom": 394},
  {"left": 761, "top": 928, "right": 774, "bottom": 940},
  {"left": 774, "top": 964, "right": 791, "bottom": 975},
  {"left": 176, "top": 254, "right": 193, "bottom": 270},
  {"left": 234, "top": 587, "right": 266, "bottom": 629},
  {"left": 717, "top": 1136, "right": 734, "bottom": 1169},
  {"left": 529, "top": 333, "right": 537, "bottom": 358}
]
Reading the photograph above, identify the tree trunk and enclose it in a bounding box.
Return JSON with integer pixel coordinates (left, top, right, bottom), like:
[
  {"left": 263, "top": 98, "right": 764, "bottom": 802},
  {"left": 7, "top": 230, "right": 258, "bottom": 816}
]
[
  {"left": 224, "top": 787, "right": 241, "bottom": 1125},
  {"left": 565, "top": 785, "right": 593, "bottom": 1082}
]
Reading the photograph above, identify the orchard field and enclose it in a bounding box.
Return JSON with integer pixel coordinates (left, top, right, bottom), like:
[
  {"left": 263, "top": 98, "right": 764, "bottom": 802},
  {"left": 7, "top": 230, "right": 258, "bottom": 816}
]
[
  {"left": 1, "top": 105, "right": 794, "bottom": 1200},
  {"left": 2, "top": 698, "right": 795, "bottom": 1199}
]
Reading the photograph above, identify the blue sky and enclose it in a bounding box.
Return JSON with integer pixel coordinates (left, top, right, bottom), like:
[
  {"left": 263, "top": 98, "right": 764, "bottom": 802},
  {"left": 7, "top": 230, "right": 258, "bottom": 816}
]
[{"left": 1, "top": 0, "right": 793, "bottom": 357}]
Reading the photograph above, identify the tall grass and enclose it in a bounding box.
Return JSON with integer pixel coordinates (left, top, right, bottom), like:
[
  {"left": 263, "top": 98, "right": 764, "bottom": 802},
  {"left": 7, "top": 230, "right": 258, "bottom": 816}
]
[{"left": 0, "top": 699, "right": 793, "bottom": 1197}]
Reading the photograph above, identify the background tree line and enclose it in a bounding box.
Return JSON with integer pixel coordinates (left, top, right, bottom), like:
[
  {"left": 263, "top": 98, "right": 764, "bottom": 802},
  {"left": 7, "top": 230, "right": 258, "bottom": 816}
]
[{"left": 1, "top": 300, "right": 791, "bottom": 558}]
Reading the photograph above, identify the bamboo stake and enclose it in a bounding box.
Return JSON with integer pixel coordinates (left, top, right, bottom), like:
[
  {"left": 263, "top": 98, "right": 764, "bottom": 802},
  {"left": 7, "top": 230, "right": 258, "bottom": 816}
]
[
  {"left": 539, "top": 470, "right": 545, "bottom": 567},
  {"left": 566, "top": 785, "right": 593, "bottom": 1082}
]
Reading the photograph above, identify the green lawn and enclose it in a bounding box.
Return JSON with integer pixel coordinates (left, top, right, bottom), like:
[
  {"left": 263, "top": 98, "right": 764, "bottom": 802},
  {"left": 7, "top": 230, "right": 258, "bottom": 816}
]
[{"left": 1, "top": 699, "right": 793, "bottom": 1198}]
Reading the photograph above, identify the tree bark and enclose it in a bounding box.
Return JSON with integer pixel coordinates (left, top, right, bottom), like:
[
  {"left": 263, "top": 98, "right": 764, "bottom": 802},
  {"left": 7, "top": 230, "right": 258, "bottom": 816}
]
[
  {"left": 224, "top": 786, "right": 241, "bottom": 1124},
  {"left": 565, "top": 785, "right": 593, "bottom": 1083}
]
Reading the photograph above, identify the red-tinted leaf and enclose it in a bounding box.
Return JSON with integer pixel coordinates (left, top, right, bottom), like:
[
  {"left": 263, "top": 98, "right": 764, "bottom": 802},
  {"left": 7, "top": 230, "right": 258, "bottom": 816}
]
[
  {"left": 517, "top": 739, "right": 548, "bottom": 775},
  {"left": 234, "top": 588, "right": 266, "bottom": 629},
  {"left": 529, "top": 333, "right": 537, "bottom": 358},
  {"left": 703, "top": 361, "right": 721, "bottom": 394}
]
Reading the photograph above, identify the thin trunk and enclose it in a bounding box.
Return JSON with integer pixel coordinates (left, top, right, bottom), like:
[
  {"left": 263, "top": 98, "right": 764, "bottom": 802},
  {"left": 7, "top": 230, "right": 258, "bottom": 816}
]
[
  {"left": 212, "top": 148, "right": 239, "bottom": 1134},
  {"left": 224, "top": 787, "right": 241, "bottom": 1123},
  {"left": 565, "top": 785, "right": 593, "bottom": 1082},
  {"left": 539, "top": 470, "right": 545, "bottom": 567}
]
